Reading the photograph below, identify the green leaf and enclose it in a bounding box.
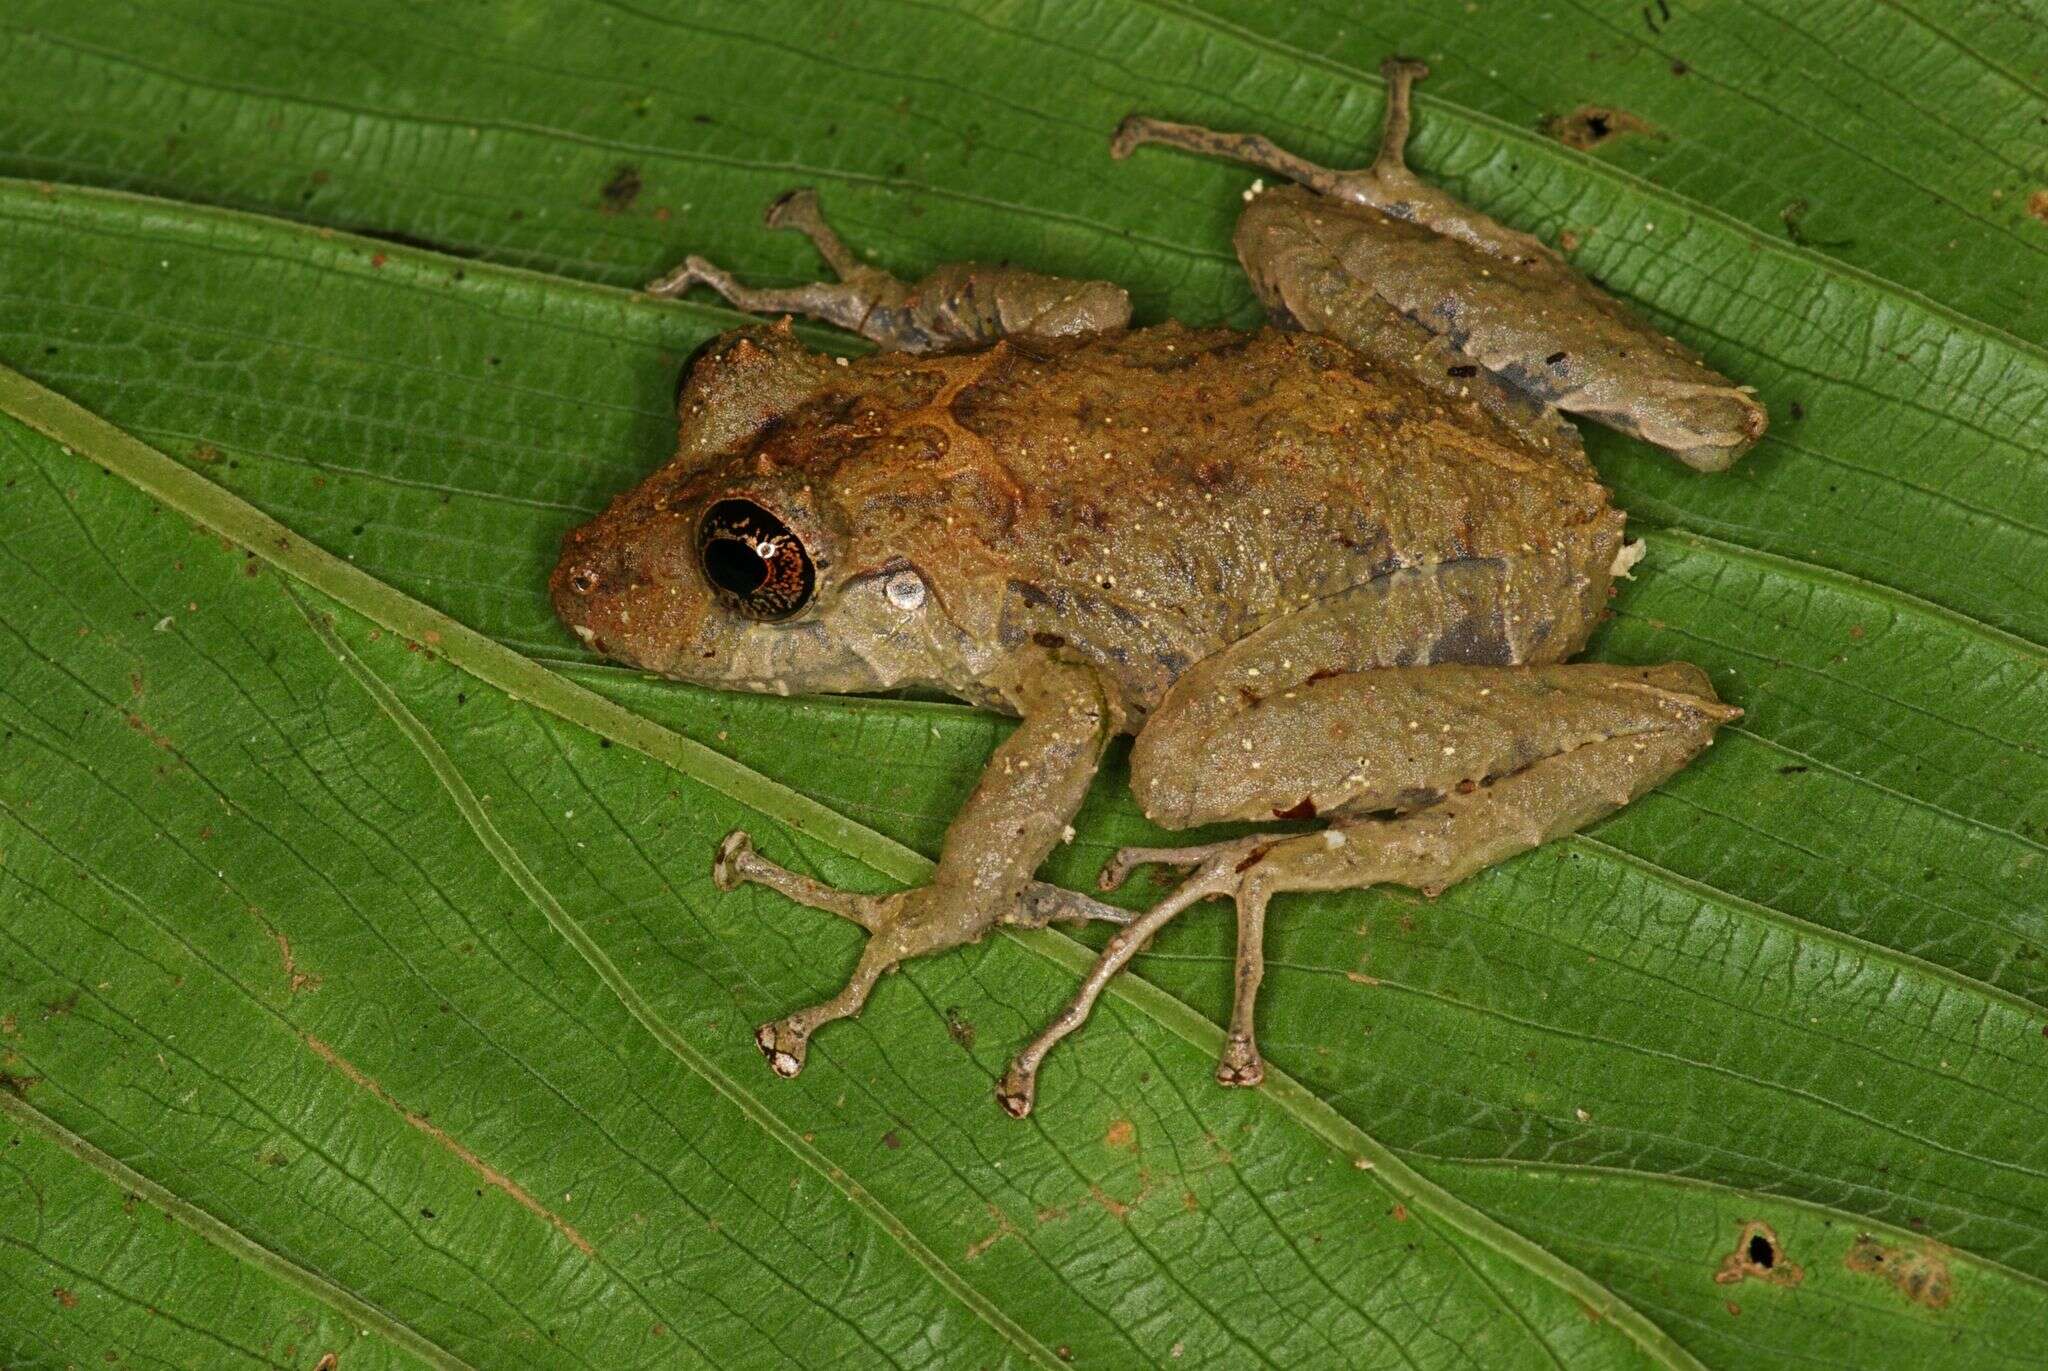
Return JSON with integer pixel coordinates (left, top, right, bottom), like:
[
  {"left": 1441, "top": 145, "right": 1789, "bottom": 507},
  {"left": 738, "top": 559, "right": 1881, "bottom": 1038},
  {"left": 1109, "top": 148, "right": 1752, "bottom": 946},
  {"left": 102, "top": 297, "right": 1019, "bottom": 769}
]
[{"left": 0, "top": 3, "right": 2043, "bottom": 1366}]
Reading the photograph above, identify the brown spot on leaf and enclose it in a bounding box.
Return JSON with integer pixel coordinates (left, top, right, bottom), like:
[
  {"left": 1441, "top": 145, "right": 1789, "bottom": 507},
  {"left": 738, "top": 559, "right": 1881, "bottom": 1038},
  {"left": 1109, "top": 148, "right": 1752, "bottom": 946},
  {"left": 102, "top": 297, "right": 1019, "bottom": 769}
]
[
  {"left": 1845, "top": 1233, "right": 1953, "bottom": 1310},
  {"left": 305, "top": 1035, "right": 594, "bottom": 1256},
  {"left": 600, "top": 164, "right": 643, "bottom": 214},
  {"left": 1542, "top": 106, "right": 1658, "bottom": 150},
  {"left": 1714, "top": 1220, "right": 1804, "bottom": 1287},
  {"left": 964, "top": 1202, "right": 1019, "bottom": 1260},
  {"left": 943, "top": 1006, "right": 976, "bottom": 1051},
  {"left": 53, "top": 1286, "right": 77, "bottom": 1308},
  {"left": 1103, "top": 1119, "right": 1136, "bottom": 1151},
  {"left": 1090, "top": 1184, "right": 1130, "bottom": 1220},
  {"left": 2028, "top": 189, "right": 2048, "bottom": 226},
  {"left": 1390, "top": 1203, "right": 1409, "bottom": 1222},
  {"left": 881, "top": 1130, "right": 901, "bottom": 1150},
  {"left": 249, "top": 910, "right": 321, "bottom": 995},
  {"left": 124, "top": 712, "right": 177, "bottom": 753}
]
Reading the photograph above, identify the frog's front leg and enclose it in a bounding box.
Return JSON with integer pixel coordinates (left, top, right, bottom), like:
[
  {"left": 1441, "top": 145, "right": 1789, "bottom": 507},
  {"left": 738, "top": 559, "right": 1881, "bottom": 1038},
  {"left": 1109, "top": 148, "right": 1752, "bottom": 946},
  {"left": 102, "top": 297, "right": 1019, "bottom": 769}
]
[
  {"left": 720, "top": 650, "right": 1124, "bottom": 1078},
  {"left": 649, "top": 187, "right": 1130, "bottom": 352},
  {"left": 1114, "top": 60, "right": 1767, "bottom": 471},
  {"left": 996, "top": 661, "right": 1738, "bottom": 1115}
]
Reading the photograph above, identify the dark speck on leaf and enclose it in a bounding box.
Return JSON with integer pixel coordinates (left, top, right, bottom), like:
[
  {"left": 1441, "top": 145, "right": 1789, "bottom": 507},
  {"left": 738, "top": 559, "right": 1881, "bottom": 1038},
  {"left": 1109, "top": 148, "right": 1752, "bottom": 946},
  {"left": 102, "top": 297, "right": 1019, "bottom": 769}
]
[
  {"left": 1542, "top": 106, "right": 1657, "bottom": 150},
  {"left": 601, "top": 164, "right": 643, "bottom": 214}
]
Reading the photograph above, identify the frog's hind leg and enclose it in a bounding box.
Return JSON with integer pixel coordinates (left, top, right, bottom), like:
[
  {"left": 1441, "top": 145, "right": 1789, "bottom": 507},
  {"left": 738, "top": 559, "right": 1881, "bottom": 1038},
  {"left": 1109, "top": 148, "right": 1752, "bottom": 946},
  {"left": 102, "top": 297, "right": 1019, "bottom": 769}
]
[
  {"left": 649, "top": 187, "right": 1130, "bottom": 352},
  {"left": 1113, "top": 60, "right": 1545, "bottom": 265},
  {"left": 1115, "top": 62, "right": 1768, "bottom": 470},
  {"left": 998, "top": 662, "right": 1741, "bottom": 1115}
]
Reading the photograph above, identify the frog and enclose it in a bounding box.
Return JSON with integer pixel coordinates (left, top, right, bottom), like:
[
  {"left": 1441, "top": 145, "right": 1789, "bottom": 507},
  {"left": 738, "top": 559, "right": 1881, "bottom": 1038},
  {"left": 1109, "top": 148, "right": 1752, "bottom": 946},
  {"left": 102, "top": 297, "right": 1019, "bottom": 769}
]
[{"left": 551, "top": 60, "right": 1755, "bottom": 1117}]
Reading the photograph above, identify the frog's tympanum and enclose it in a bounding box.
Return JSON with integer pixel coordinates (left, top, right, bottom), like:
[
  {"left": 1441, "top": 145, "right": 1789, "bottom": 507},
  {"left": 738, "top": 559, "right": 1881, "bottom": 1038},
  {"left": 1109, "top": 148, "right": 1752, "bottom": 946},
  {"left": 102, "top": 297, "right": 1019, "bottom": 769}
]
[{"left": 553, "top": 62, "right": 1758, "bottom": 1116}]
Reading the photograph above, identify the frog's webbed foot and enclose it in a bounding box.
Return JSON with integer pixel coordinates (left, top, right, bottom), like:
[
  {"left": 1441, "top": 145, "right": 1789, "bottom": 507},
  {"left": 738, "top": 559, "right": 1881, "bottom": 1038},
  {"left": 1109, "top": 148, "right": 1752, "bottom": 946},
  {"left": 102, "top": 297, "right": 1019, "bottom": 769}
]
[{"left": 650, "top": 188, "right": 1129, "bottom": 353}]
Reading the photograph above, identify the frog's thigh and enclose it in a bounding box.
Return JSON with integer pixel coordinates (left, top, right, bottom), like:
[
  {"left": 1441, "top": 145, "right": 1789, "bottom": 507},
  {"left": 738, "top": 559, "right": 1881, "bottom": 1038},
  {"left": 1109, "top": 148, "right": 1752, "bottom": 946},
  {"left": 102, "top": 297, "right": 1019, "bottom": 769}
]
[
  {"left": 1131, "top": 661, "right": 1736, "bottom": 833},
  {"left": 1134, "top": 556, "right": 1624, "bottom": 825},
  {"left": 1239, "top": 187, "right": 1764, "bottom": 472},
  {"left": 1235, "top": 188, "right": 1580, "bottom": 456},
  {"left": 1200, "top": 676, "right": 1728, "bottom": 904}
]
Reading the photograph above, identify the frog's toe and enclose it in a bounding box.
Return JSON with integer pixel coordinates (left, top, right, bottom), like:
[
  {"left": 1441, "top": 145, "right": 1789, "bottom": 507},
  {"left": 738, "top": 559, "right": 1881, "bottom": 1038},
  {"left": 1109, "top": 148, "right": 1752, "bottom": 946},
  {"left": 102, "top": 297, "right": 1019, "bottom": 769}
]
[
  {"left": 1215, "top": 1034, "right": 1265, "bottom": 1088},
  {"left": 994, "top": 1062, "right": 1038, "bottom": 1119},
  {"left": 1097, "top": 837, "right": 1261, "bottom": 892},
  {"left": 712, "top": 830, "right": 755, "bottom": 891},
  {"left": 755, "top": 1021, "right": 808, "bottom": 1078},
  {"left": 1108, "top": 114, "right": 1157, "bottom": 160}
]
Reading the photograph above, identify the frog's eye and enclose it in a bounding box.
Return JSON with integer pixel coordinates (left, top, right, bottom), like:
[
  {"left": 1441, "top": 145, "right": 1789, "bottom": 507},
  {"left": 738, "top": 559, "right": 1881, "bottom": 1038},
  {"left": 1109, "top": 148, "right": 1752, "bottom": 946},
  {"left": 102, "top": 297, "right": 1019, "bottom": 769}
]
[{"left": 696, "top": 498, "right": 815, "bottom": 621}]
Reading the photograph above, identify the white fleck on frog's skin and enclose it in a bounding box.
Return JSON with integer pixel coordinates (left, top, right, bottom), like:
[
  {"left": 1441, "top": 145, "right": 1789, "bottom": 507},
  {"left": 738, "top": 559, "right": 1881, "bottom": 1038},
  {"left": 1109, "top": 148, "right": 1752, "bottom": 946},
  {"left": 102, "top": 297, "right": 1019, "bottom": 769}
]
[{"left": 552, "top": 60, "right": 1753, "bottom": 1116}]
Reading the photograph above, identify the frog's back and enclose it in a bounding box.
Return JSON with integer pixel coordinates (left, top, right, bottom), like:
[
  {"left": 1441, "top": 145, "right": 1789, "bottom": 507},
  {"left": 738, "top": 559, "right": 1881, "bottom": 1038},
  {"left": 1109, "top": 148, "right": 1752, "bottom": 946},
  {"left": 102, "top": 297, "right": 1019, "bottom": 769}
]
[{"left": 795, "top": 323, "right": 1625, "bottom": 714}]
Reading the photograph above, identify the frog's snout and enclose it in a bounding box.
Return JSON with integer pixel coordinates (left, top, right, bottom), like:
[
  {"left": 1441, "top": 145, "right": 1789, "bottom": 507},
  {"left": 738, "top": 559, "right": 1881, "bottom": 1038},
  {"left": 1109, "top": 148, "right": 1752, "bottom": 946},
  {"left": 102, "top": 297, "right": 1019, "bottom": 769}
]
[{"left": 549, "top": 510, "right": 695, "bottom": 668}]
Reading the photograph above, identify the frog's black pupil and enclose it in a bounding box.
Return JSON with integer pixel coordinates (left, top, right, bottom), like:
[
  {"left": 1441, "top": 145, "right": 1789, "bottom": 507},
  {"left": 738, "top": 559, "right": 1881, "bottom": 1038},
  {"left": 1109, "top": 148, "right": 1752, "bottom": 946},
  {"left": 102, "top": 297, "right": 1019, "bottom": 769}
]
[
  {"left": 703, "top": 538, "right": 768, "bottom": 597},
  {"left": 696, "top": 497, "right": 814, "bottom": 621}
]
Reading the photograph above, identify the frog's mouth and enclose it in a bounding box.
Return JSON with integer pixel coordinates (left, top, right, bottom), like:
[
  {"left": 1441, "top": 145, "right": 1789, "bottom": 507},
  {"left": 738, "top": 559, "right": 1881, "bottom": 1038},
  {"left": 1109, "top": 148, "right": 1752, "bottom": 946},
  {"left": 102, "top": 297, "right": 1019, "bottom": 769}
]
[{"left": 674, "top": 615, "right": 897, "bottom": 696}]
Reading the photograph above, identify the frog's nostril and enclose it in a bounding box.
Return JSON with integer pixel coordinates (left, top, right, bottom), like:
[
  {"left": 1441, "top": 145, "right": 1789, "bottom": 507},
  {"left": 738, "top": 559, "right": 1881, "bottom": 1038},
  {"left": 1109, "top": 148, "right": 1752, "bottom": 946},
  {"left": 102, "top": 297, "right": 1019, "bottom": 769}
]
[{"left": 569, "top": 567, "right": 600, "bottom": 595}]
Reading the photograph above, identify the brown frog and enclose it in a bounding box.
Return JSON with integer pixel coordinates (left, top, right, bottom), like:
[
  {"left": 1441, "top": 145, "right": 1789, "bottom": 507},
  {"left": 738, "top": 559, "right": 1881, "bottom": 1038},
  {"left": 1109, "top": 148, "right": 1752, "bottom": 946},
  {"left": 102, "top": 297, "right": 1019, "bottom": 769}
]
[{"left": 552, "top": 62, "right": 1757, "bottom": 1116}]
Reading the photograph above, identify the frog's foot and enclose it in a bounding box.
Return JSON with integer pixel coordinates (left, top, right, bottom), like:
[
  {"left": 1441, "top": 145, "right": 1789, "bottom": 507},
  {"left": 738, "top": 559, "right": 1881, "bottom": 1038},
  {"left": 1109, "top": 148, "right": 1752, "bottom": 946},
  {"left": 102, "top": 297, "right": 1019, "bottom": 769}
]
[
  {"left": 1111, "top": 115, "right": 1362, "bottom": 201},
  {"left": 1103, "top": 836, "right": 1276, "bottom": 1090},
  {"left": 1001, "top": 842, "right": 1266, "bottom": 1117},
  {"left": 714, "top": 830, "right": 1135, "bottom": 1080},
  {"left": 1111, "top": 60, "right": 1429, "bottom": 203},
  {"left": 646, "top": 248, "right": 903, "bottom": 339}
]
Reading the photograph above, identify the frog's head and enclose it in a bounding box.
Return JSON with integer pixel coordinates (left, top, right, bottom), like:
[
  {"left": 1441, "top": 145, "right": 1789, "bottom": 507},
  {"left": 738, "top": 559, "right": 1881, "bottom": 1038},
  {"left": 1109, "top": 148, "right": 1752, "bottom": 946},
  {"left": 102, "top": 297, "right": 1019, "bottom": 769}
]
[{"left": 551, "top": 463, "right": 962, "bottom": 697}]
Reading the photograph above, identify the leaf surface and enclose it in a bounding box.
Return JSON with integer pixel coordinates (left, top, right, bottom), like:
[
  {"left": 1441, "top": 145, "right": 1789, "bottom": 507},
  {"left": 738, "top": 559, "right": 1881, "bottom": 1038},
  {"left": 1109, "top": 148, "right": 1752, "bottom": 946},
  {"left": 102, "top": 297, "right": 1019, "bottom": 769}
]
[{"left": 1, "top": 2, "right": 2044, "bottom": 1366}]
